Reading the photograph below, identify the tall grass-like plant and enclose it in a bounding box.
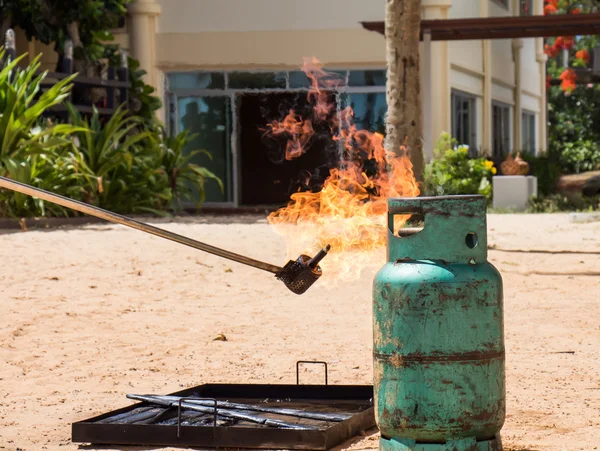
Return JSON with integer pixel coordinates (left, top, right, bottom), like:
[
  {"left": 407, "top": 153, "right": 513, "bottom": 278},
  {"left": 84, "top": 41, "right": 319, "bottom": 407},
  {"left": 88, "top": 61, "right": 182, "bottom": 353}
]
[
  {"left": 66, "top": 103, "right": 172, "bottom": 213},
  {"left": 0, "top": 50, "right": 77, "bottom": 161},
  {"left": 0, "top": 50, "right": 222, "bottom": 218},
  {"left": 0, "top": 49, "right": 87, "bottom": 216},
  {"left": 152, "top": 125, "right": 223, "bottom": 211}
]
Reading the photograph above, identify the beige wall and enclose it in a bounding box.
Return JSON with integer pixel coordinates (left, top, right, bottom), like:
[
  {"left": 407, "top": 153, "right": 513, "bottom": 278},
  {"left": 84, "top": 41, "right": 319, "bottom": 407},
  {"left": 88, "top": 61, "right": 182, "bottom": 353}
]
[
  {"left": 156, "top": 0, "right": 386, "bottom": 33},
  {"left": 156, "top": 30, "right": 386, "bottom": 70}
]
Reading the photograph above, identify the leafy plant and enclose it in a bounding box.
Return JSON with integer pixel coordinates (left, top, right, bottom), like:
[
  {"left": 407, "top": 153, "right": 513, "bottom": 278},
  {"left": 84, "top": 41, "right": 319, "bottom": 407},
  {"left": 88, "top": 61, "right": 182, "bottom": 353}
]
[
  {"left": 126, "top": 57, "right": 162, "bottom": 124},
  {"left": 0, "top": 50, "right": 78, "bottom": 161},
  {"left": 424, "top": 133, "right": 497, "bottom": 201},
  {"left": 520, "top": 151, "right": 562, "bottom": 196},
  {"left": 151, "top": 125, "right": 223, "bottom": 212},
  {"left": 0, "top": 51, "right": 220, "bottom": 218},
  {"left": 65, "top": 102, "right": 171, "bottom": 213},
  {"left": 3, "top": 0, "right": 131, "bottom": 63},
  {"left": 527, "top": 193, "right": 600, "bottom": 213},
  {"left": 547, "top": 83, "right": 600, "bottom": 175},
  {"left": 0, "top": 49, "right": 89, "bottom": 216},
  {"left": 0, "top": 152, "right": 86, "bottom": 217},
  {"left": 557, "top": 140, "right": 600, "bottom": 174}
]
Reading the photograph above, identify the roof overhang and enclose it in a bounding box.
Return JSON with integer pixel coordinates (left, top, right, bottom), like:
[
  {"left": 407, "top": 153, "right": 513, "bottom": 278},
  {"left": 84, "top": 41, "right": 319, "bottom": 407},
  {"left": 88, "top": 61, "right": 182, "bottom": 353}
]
[{"left": 361, "top": 13, "right": 600, "bottom": 41}]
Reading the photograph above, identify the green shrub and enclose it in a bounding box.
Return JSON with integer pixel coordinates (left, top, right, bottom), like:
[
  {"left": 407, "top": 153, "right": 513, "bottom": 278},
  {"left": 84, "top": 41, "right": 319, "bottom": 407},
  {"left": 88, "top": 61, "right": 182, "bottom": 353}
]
[
  {"left": 0, "top": 50, "right": 87, "bottom": 216},
  {"left": 66, "top": 103, "right": 172, "bottom": 214},
  {"left": 527, "top": 194, "right": 600, "bottom": 213},
  {"left": 557, "top": 140, "right": 600, "bottom": 174},
  {"left": 424, "top": 133, "right": 496, "bottom": 201},
  {"left": 0, "top": 50, "right": 78, "bottom": 160},
  {"left": 547, "top": 82, "right": 600, "bottom": 175},
  {"left": 520, "top": 151, "right": 562, "bottom": 196},
  {"left": 0, "top": 51, "right": 221, "bottom": 218}
]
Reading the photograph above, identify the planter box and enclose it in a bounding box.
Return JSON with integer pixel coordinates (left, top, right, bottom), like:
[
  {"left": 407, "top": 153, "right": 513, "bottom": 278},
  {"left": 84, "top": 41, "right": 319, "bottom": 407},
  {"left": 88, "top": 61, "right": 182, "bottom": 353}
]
[{"left": 492, "top": 176, "right": 538, "bottom": 211}]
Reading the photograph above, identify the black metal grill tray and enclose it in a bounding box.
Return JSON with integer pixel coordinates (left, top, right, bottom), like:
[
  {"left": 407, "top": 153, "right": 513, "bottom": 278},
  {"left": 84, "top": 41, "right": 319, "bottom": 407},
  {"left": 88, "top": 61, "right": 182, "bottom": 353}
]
[{"left": 72, "top": 383, "right": 375, "bottom": 450}]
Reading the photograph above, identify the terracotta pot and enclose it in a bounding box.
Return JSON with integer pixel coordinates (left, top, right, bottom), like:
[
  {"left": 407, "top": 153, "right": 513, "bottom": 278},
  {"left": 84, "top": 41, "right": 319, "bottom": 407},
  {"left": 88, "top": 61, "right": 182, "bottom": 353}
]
[{"left": 501, "top": 152, "right": 529, "bottom": 176}]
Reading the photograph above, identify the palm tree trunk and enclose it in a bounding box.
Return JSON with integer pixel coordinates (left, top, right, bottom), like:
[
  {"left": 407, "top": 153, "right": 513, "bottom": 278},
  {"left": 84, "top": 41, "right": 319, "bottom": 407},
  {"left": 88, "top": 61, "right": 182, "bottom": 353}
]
[{"left": 385, "top": 0, "right": 424, "bottom": 184}]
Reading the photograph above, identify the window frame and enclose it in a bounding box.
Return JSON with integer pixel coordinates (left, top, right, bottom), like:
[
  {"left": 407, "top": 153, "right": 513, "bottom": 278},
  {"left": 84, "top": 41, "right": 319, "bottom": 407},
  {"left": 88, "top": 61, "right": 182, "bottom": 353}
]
[
  {"left": 519, "top": 0, "right": 533, "bottom": 16},
  {"left": 450, "top": 89, "right": 478, "bottom": 152},
  {"left": 521, "top": 110, "right": 536, "bottom": 154},
  {"left": 492, "top": 101, "right": 512, "bottom": 158},
  {"left": 165, "top": 68, "right": 388, "bottom": 207}
]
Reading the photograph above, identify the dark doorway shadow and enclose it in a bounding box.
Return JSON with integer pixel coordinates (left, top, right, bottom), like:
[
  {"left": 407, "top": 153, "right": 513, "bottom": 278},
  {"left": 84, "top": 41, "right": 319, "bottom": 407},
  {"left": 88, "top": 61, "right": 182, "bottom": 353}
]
[{"left": 238, "top": 91, "right": 339, "bottom": 206}]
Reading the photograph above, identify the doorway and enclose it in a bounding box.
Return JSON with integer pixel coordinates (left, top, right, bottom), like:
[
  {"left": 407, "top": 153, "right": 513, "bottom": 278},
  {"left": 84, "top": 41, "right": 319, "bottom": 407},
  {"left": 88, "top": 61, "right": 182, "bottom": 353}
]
[{"left": 238, "top": 92, "right": 340, "bottom": 206}]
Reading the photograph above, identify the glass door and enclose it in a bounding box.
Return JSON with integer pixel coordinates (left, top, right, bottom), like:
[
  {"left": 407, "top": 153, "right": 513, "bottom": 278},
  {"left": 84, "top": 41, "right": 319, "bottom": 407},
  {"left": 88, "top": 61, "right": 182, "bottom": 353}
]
[{"left": 175, "top": 95, "right": 232, "bottom": 203}]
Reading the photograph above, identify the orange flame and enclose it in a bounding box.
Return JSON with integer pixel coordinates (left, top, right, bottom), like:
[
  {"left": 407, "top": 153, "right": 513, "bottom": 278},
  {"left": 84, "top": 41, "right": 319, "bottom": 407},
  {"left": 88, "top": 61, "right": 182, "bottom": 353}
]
[
  {"left": 265, "top": 58, "right": 420, "bottom": 281},
  {"left": 263, "top": 111, "right": 314, "bottom": 161}
]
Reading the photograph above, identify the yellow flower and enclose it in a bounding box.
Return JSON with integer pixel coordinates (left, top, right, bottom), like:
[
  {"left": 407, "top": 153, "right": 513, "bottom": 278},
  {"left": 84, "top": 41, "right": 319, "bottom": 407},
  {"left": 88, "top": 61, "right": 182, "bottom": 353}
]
[
  {"left": 492, "top": 167, "right": 497, "bottom": 175},
  {"left": 483, "top": 160, "right": 494, "bottom": 170}
]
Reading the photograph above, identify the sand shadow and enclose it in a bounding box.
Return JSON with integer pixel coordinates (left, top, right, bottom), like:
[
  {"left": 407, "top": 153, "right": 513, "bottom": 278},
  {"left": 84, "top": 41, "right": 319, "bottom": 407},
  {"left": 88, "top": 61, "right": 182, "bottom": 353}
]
[{"left": 0, "top": 213, "right": 270, "bottom": 235}]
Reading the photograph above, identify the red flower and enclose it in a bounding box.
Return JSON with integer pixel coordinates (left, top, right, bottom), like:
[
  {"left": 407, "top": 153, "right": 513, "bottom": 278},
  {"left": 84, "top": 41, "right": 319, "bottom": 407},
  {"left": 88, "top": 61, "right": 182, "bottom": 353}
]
[
  {"left": 563, "top": 37, "right": 575, "bottom": 50},
  {"left": 555, "top": 36, "right": 564, "bottom": 49},
  {"left": 544, "top": 42, "right": 561, "bottom": 57},
  {"left": 544, "top": 4, "right": 557, "bottom": 14},
  {"left": 576, "top": 49, "right": 590, "bottom": 64},
  {"left": 559, "top": 68, "right": 577, "bottom": 93},
  {"left": 572, "top": 7, "right": 581, "bottom": 14}
]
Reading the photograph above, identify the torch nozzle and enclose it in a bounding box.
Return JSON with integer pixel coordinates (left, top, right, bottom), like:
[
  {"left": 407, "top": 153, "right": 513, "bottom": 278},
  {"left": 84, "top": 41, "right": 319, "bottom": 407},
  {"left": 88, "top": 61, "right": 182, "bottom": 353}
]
[
  {"left": 307, "top": 244, "right": 331, "bottom": 268},
  {"left": 275, "top": 244, "right": 332, "bottom": 295}
]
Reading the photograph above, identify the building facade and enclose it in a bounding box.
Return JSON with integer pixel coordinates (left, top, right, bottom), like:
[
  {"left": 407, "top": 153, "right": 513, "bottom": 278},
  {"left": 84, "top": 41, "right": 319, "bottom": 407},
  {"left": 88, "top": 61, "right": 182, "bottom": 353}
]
[{"left": 14, "top": 0, "right": 548, "bottom": 207}]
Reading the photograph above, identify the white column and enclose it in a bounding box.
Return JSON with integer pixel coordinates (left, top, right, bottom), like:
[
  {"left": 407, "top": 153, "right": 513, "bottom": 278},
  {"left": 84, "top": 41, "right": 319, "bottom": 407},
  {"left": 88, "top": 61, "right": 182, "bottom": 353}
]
[
  {"left": 513, "top": 38, "right": 524, "bottom": 152},
  {"left": 421, "top": 0, "right": 452, "bottom": 159},
  {"left": 481, "top": 0, "right": 492, "bottom": 154},
  {"left": 422, "top": 32, "right": 433, "bottom": 162},
  {"left": 534, "top": 0, "right": 547, "bottom": 153},
  {"left": 128, "top": 0, "right": 161, "bottom": 87}
]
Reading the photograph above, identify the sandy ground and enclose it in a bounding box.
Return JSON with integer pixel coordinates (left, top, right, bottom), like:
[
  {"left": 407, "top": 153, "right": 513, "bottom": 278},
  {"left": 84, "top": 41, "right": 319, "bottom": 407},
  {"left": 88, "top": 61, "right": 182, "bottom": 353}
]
[{"left": 0, "top": 213, "right": 598, "bottom": 451}]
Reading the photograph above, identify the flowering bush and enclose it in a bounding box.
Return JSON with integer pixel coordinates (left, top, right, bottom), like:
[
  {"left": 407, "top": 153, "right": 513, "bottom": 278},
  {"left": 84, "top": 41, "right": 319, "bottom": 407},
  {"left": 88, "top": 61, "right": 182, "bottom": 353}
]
[
  {"left": 544, "top": 0, "right": 599, "bottom": 93},
  {"left": 424, "top": 133, "right": 497, "bottom": 202}
]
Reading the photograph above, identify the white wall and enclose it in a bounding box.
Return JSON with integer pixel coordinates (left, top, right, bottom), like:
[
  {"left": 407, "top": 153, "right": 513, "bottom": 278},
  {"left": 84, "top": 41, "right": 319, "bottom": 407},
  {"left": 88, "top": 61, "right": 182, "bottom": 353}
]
[
  {"left": 156, "top": 0, "right": 386, "bottom": 33},
  {"left": 449, "top": 0, "right": 481, "bottom": 18},
  {"left": 521, "top": 38, "right": 542, "bottom": 96}
]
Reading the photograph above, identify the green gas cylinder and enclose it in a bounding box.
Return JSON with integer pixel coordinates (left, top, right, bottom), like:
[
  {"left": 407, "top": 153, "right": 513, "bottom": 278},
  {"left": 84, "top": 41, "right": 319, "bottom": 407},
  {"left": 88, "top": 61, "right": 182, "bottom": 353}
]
[{"left": 373, "top": 195, "right": 505, "bottom": 451}]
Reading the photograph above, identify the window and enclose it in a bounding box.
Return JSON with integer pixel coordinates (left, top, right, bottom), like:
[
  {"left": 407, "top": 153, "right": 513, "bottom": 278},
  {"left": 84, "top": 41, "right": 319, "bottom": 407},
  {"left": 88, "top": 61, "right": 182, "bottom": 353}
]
[
  {"left": 522, "top": 111, "right": 536, "bottom": 154},
  {"left": 166, "top": 68, "right": 388, "bottom": 205},
  {"left": 177, "top": 96, "right": 232, "bottom": 203},
  {"left": 288, "top": 70, "right": 347, "bottom": 89},
  {"left": 520, "top": 0, "right": 533, "bottom": 15},
  {"left": 451, "top": 90, "right": 477, "bottom": 150},
  {"left": 348, "top": 70, "right": 386, "bottom": 87},
  {"left": 228, "top": 72, "right": 286, "bottom": 89},
  {"left": 168, "top": 72, "right": 225, "bottom": 90},
  {"left": 341, "top": 92, "right": 387, "bottom": 134},
  {"left": 492, "top": 102, "right": 511, "bottom": 158}
]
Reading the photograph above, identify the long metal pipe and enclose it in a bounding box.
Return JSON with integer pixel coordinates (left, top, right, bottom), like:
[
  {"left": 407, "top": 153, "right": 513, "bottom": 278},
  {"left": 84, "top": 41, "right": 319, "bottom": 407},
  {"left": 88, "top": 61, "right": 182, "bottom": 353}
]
[
  {"left": 126, "top": 394, "right": 317, "bottom": 430},
  {"left": 0, "top": 176, "right": 282, "bottom": 274},
  {"left": 145, "top": 394, "right": 352, "bottom": 422}
]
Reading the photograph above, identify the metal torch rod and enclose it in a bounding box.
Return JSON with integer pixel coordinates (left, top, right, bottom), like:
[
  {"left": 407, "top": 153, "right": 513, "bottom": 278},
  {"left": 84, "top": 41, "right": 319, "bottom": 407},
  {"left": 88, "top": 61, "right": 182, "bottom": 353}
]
[
  {"left": 126, "top": 394, "right": 317, "bottom": 430},
  {"left": 0, "top": 176, "right": 282, "bottom": 274},
  {"left": 141, "top": 394, "right": 352, "bottom": 422}
]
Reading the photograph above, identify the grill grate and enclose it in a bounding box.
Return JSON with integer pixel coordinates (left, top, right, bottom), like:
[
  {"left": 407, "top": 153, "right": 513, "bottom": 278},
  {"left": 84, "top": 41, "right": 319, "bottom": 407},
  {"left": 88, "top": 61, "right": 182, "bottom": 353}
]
[{"left": 72, "top": 383, "right": 375, "bottom": 450}]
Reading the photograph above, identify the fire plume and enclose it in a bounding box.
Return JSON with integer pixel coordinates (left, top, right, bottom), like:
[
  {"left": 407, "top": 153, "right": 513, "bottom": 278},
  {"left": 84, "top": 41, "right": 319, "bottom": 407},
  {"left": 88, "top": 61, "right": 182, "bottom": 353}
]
[
  {"left": 264, "top": 111, "right": 314, "bottom": 161},
  {"left": 265, "top": 58, "right": 420, "bottom": 281}
]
